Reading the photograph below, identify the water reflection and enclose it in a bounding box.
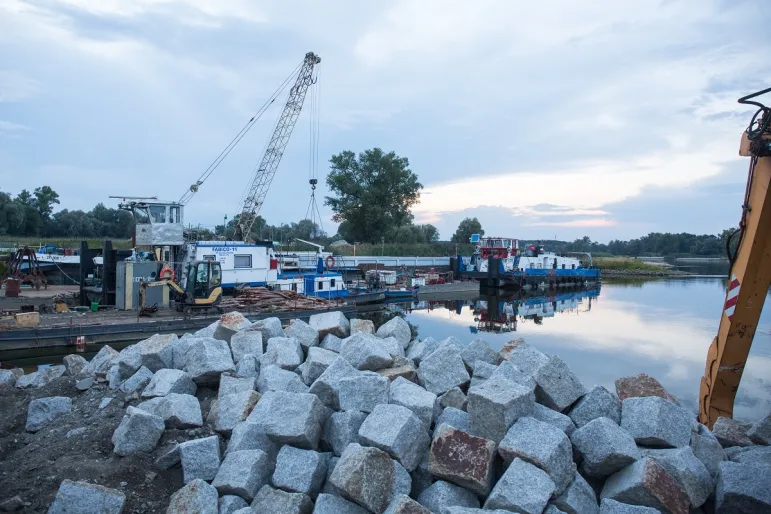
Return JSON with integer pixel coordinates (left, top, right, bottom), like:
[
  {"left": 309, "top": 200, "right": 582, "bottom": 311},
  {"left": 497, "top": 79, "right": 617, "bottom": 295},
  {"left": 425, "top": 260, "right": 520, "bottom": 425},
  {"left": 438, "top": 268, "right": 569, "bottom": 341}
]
[{"left": 396, "top": 278, "right": 771, "bottom": 422}]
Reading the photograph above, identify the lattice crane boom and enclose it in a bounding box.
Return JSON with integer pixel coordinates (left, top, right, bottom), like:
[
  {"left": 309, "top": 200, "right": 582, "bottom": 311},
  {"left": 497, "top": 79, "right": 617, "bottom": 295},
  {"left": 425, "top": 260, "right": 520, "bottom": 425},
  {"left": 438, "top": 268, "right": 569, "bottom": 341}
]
[{"left": 235, "top": 52, "right": 321, "bottom": 240}]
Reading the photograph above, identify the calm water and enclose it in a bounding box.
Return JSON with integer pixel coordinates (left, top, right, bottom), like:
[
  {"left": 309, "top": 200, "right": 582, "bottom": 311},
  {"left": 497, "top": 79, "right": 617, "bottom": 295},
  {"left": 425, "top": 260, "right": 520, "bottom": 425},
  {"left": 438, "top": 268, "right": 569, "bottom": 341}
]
[{"left": 396, "top": 278, "right": 771, "bottom": 422}]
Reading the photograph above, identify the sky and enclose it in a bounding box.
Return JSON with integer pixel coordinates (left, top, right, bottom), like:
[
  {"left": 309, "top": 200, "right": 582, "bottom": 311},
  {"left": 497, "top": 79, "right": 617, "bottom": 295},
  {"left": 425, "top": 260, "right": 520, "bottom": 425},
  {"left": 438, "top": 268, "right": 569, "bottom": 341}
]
[{"left": 1, "top": 0, "right": 769, "bottom": 242}]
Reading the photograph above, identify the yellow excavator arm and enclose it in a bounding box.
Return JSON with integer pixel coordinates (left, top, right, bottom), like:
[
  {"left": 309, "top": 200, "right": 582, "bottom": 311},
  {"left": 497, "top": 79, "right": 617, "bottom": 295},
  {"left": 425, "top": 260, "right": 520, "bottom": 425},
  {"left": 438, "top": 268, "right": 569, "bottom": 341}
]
[{"left": 699, "top": 88, "right": 771, "bottom": 427}]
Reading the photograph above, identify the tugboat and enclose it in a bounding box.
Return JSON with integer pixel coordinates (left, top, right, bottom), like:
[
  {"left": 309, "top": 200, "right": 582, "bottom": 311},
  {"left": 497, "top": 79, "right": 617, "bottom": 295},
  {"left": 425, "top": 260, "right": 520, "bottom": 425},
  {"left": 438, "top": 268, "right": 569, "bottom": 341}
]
[{"left": 458, "top": 236, "right": 601, "bottom": 290}]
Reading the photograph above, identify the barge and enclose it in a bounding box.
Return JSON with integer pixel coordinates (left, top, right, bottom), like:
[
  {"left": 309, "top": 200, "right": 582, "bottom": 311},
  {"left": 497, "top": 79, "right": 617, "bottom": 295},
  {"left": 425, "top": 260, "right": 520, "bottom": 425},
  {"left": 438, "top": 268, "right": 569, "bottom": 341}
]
[{"left": 455, "top": 236, "right": 601, "bottom": 289}]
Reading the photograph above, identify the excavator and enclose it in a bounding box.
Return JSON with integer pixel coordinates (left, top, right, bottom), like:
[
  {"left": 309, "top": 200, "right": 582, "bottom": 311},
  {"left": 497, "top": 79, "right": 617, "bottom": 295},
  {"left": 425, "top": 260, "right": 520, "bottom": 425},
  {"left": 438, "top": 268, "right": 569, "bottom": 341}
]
[
  {"left": 699, "top": 86, "right": 771, "bottom": 428},
  {"left": 138, "top": 260, "right": 224, "bottom": 317}
]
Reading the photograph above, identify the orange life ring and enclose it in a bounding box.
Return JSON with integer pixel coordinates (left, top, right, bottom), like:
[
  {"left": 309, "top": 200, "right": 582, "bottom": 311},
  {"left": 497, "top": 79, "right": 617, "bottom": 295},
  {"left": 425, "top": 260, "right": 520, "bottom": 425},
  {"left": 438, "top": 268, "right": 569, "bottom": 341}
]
[
  {"left": 325, "top": 256, "right": 335, "bottom": 269},
  {"left": 159, "top": 266, "right": 175, "bottom": 281}
]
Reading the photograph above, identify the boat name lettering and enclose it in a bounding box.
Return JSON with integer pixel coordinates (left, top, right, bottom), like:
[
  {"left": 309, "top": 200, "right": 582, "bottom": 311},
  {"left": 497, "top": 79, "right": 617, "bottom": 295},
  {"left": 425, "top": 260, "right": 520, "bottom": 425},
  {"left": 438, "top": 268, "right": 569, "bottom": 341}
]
[{"left": 212, "top": 247, "right": 237, "bottom": 253}]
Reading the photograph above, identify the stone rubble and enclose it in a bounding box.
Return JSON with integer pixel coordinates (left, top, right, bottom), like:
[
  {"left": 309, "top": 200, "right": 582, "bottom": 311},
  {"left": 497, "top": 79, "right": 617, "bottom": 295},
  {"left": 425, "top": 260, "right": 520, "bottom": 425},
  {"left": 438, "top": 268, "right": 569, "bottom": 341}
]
[{"left": 20, "top": 309, "right": 771, "bottom": 514}]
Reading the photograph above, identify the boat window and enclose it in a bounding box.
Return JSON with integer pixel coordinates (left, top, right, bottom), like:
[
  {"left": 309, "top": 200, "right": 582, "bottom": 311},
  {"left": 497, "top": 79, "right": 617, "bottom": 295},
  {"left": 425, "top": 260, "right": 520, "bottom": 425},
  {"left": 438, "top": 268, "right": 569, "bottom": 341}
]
[
  {"left": 203, "top": 254, "right": 216, "bottom": 261},
  {"left": 562, "top": 264, "right": 566, "bottom": 269},
  {"left": 318, "top": 281, "right": 324, "bottom": 290},
  {"left": 330, "top": 278, "right": 336, "bottom": 288},
  {"left": 234, "top": 254, "right": 252, "bottom": 268},
  {"left": 292, "top": 283, "right": 297, "bottom": 292},
  {"left": 149, "top": 205, "right": 166, "bottom": 224},
  {"left": 169, "top": 206, "right": 180, "bottom": 224}
]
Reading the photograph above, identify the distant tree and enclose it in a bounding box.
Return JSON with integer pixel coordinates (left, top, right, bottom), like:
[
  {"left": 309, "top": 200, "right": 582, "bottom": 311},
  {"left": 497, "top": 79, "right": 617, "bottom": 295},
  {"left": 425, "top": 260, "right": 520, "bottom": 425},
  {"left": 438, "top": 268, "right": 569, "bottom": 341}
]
[
  {"left": 325, "top": 148, "right": 423, "bottom": 243},
  {"left": 451, "top": 217, "right": 484, "bottom": 243},
  {"left": 15, "top": 189, "right": 33, "bottom": 206},
  {"left": 33, "top": 186, "right": 60, "bottom": 220}
]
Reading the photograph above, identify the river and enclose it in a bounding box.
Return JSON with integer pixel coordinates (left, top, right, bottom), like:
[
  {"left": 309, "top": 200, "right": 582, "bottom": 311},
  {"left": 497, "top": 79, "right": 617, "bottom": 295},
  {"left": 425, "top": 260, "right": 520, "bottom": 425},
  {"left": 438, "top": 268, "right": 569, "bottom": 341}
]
[{"left": 395, "top": 277, "right": 771, "bottom": 423}]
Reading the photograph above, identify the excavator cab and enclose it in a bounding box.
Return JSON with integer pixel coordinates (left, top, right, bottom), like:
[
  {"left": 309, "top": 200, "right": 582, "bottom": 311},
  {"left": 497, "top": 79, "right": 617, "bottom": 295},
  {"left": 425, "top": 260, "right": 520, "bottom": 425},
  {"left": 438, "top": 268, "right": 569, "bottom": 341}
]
[{"left": 184, "top": 261, "right": 223, "bottom": 304}]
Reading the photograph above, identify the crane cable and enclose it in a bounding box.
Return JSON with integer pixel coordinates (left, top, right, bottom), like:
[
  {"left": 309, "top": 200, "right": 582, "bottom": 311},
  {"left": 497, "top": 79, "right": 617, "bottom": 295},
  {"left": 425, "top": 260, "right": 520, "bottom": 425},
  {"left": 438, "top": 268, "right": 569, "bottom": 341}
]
[
  {"left": 305, "top": 66, "right": 324, "bottom": 237},
  {"left": 179, "top": 61, "right": 305, "bottom": 205}
]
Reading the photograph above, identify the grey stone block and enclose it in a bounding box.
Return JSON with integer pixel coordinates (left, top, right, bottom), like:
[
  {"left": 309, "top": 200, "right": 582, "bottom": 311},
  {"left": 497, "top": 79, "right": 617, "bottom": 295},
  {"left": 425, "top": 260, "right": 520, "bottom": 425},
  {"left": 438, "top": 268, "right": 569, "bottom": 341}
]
[
  {"left": 141, "top": 368, "right": 196, "bottom": 398},
  {"left": 195, "top": 319, "right": 220, "bottom": 338},
  {"left": 620, "top": 396, "right": 692, "bottom": 448},
  {"left": 215, "top": 312, "right": 253, "bottom": 343},
  {"left": 272, "top": 446, "right": 327, "bottom": 497},
  {"left": 599, "top": 498, "right": 660, "bottom": 513},
  {"left": 185, "top": 338, "right": 236, "bottom": 385},
  {"left": 384, "top": 494, "right": 432, "bottom": 514},
  {"left": 489, "top": 361, "right": 536, "bottom": 391},
  {"left": 553, "top": 472, "right": 599, "bottom": 514},
  {"left": 467, "top": 377, "right": 535, "bottom": 443},
  {"left": 571, "top": 417, "right": 641, "bottom": 477},
  {"left": 218, "top": 495, "right": 248, "bottom": 514},
  {"left": 729, "top": 445, "right": 771, "bottom": 465},
  {"left": 321, "top": 455, "right": 341, "bottom": 495},
  {"left": 171, "top": 336, "right": 194, "bottom": 370},
  {"left": 111, "top": 406, "right": 165, "bottom": 456},
  {"left": 227, "top": 421, "right": 279, "bottom": 461},
  {"left": 410, "top": 451, "right": 434, "bottom": 498},
  {"left": 437, "top": 386, "right": 468, "bottom": 414},
  {"left": 114, "top": 344, "right": 143, "bottom": 380},
  {"left": 261, "top": 336, "right": 304, "bottom": 371},
  {"left": 640, "top": 447, "right": 712, "bottom": 508},
  {"left": 407, "top": 337, "right": 439, "bottom": 365},
  {"left": 63, "top": 354, "right": 88, "bottom": 376},
  {"left": 137, "top": 393, "right": 203, "bottom": 428},
  {"left": 154, "top": 442, "right": 180, "bottom": 470},
  {"left": 119, "top": 366, "right": 154, "bottom": 395},
  {"left": 341, "top": 333, "right": 394, "bottom": 371},
  {"left": 179, "top": 435, "right": 222, "bottom": 483},
  {"left": 376, "top": 316, "right": 411, "bottom": 348},
  {"left": 545, "top": 507, "right": 568, "bottom": 514},
  {"left": 166, "top": 479, "right": 219, "bottom": 514},
  {"left": 320, "top": 333, "right": 343, "bottom": 353},
  {"left": 389, "top": 376, "right": 436, "bottom": 430},
  {"left": 418, "top": 480, "right": 480, "bottom": 513},
  {"left": 430, "top": 424, "right": 496, "bottom": 496},
  {"left": 235, "top": 353, "right": 260, "bottom": 379},
  {"left": 212, "top": 449, "right": 271, "bottom": 502},
  {"left": 248, "top": 316, "right": 284, "bottom": 342},
  {"left": 715, "top": 460, "right": 771, "bottom": 513},
  {"left": 434, "top": 407, "right": 470, "bottom": 435},
  {"left": 0, "top": 369, "right": 16, "bottom": 386},
  {"left": 215, "top": 390, "right": 260, "bottom": 435},
  {"left": 377, "top": 356, "right": 418, "bottom": 383},
  {"left": 499, "top": 416, "right": 576, "bottom": 494},
  {"left": 339, "top": 373, "right": 390, "bottom": 413},
  {"left": 461, "top": 338, "right": 500, "bottom": 371},
  {"left": 569, "top": 385, "right": 621, "bottom": 427},
  {"left": 247, "top": 391, "right": 327, "bottom": 449},
  {"left": 323, "top": 410, "right": 368, "bottom": 456},
  {"left": 251, "top": 485, "right": 313, "bottom": 514},
  {"left": 230, "top": 330, "right": 262, "bottom": 363},
  {"left": 501, "top": 340, "right": 549, "bottom": 376},
  {"left": 309, "top": 311, "right": 350, "bottom": 339},
  {"left": 314, "top": 493, "right": 369, "bottom": 514},
  {"left": 417, "top": 344, "right": 470, "bottom": 395},
  {"left": 712, "top": 416, "right": 754, "bottom": 447},
  {"left": 47, "top": 479, "right": 126, "bottom": 514},
  {"left": 690, "top": 423, "right": 727, "bottom": 479},
  {"left": 220, "top": 373, "right": 255, "bottom": 397},
  {"left": 533, "top": 403, "right": 577, "bottom": 436},
  {"left": 80, "top": 344, "right": 119, "bottom": 377},
  {"left": 437, "top": 336, "right": 465, "bottom": 352},
  {"left": 107, "top": 365, "right": 121, "bottom": 390},
  {"left": 135, "top": 333, "right": 177, "bottom": 371},
  {"left": 309, "top": 356, "right": 360, "bottom": 409},
  {"left": 329, "top": 443, "right": 411, "bottom": 513},
  {"left": 285, "top": 318, "right": 319, "bottom": 352},
  {"left": 75, "top": 376, "right": 94, "bottom": 391},
  {"left": 444, "top": 509, "right": 511, "bottom": 514},
  {"left": 534, "top": 355, "right": 587, "bottom": 412},
  {"left": 748, "top": 412, "right": 771, "bottom": 445},
  {"left": 470, "top": 360, "right": 497, "bottom": 386},
  {"left": 26, "top": 396, "right": 72, "bottom": 432},
  {"left": 258, "top": 365, "right": 309, "bottom": 394},
  {"left": 300, "top": 347, "right": 338, "bottom": 385},
  {"left": 485, "top": 458, "right": 555, "bottom": 514},
  {"left": 600, "top": 457, "right": 689, "bottom": 514},
  {"left": 15, "top": 370, "right": 51, "bottom": 389},
  {"left": 377, "top": 336, "right": 406, "bottom": 359},
  {"left": 358, "top": 404, "right": 430, "bottom": 472},
  {"left": 350, "top": 318, "right": 375, "bottom": 336}
]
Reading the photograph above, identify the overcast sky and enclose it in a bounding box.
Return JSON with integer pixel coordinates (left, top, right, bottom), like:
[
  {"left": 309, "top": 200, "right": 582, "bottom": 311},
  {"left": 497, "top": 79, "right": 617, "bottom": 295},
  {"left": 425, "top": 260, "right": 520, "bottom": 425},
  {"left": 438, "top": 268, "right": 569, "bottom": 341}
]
[{"left": 1, "top": 0, "right": 769, "bottom": 242}]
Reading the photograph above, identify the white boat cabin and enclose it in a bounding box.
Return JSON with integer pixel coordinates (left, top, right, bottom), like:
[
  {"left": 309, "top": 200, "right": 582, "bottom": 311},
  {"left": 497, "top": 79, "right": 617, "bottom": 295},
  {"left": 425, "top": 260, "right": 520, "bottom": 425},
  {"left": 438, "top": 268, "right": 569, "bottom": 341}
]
[{"left": 469, "top": 237, "right": 583, "bottom": 273}]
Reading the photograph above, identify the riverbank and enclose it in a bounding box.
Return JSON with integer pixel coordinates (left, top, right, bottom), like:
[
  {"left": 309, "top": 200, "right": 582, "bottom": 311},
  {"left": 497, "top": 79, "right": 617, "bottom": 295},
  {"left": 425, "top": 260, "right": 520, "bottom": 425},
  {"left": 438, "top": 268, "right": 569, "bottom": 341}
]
[
  {"left": 1, "top": 310, "right": 768, "bottom": 513},
  {"left": 595, "top": 257, "right": 693, "bottom": 277}
]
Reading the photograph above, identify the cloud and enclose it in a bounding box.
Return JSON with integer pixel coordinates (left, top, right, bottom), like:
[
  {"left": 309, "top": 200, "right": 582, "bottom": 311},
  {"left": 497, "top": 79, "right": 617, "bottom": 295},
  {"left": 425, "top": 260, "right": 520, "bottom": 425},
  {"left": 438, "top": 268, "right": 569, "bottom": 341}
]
[
  {"left": 527, "top": 218, "right": 615, "bottom": 228},
  {"left": 0, "top": 70, "right": 42, "bottom": 102},
  {"left": 0, "top": 120, "right": 31, "bottom": 134}
]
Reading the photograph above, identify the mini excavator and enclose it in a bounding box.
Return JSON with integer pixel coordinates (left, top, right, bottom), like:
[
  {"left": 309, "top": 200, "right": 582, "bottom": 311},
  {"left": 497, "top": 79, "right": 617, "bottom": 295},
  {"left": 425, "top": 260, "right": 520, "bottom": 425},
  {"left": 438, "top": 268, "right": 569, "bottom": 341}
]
[
  {"left": 138, "top": 260, "right": 223, "bottom": 316},
  {"left": 699, "top": 87, "right": 771, "bottom": 428}
]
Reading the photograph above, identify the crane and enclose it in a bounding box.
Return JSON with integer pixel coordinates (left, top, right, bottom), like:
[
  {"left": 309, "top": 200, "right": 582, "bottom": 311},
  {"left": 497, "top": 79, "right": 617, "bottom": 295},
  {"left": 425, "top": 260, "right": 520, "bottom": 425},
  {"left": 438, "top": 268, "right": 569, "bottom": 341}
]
[
  {"left": 699, "top": 86, "right": 771, "bottom": 428},
  {"left": 234, "top": 52, "right": 321, "bottom": 240}
]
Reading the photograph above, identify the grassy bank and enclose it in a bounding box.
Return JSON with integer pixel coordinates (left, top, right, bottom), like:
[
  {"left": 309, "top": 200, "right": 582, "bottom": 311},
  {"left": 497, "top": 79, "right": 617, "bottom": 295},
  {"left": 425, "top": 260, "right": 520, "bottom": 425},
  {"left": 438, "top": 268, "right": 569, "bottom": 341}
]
[{"left": 594, "top": 257, "right": 665, "bottom": 272}]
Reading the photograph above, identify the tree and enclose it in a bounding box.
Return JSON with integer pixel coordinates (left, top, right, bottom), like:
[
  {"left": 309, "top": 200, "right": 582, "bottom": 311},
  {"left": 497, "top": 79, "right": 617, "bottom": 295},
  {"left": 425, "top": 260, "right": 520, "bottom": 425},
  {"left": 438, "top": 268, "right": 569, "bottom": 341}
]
[
  {"left": 451, "top": 217, "right": 484, "bottom": 243},
  {"left": 325, "top": 148, "right": 423, "bottom": 243},
  {"left": 33, "top": 186, "right": 60, "bottom": 220}
]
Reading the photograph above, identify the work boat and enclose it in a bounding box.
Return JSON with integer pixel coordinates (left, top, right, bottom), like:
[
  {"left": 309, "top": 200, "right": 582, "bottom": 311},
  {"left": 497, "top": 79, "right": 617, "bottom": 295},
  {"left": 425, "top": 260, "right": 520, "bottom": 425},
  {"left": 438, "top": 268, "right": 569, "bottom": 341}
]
[{"left": 461, "top": 236, "right": 601, "bottom": 289}]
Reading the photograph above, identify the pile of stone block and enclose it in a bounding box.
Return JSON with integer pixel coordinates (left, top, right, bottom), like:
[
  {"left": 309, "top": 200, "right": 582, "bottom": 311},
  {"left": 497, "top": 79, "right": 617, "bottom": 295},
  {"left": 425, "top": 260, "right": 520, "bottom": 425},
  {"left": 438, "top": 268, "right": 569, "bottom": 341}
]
[{"left": 37, "top": 310, "right": 771, "bottom": 513}]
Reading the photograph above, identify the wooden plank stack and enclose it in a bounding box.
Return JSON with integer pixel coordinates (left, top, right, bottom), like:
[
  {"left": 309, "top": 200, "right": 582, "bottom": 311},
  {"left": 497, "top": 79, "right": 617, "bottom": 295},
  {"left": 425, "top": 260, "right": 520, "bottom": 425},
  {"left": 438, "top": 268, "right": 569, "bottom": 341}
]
[{"left": 219, "top": 287, "right": 336, "bottom": 312}]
